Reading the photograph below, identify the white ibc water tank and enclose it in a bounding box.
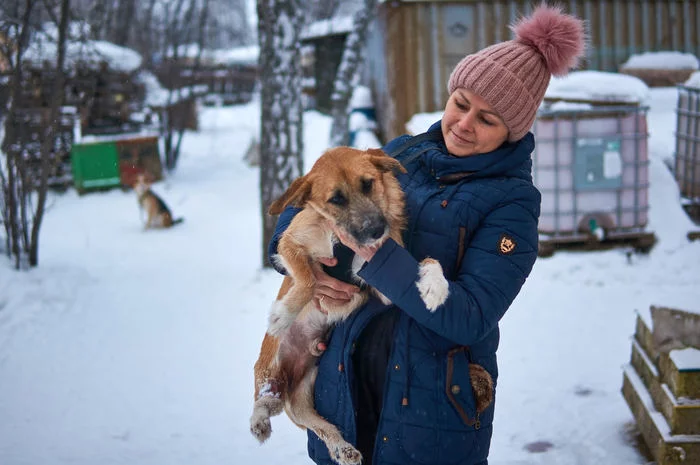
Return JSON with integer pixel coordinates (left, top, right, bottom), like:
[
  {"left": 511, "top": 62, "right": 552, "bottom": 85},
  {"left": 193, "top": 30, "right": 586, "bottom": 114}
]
[
  {"left": 533, "top": 105, "right": 650, "bottom": 236},
  {"left": 533, "top": 71, "right": 652, "bottom": 240}
]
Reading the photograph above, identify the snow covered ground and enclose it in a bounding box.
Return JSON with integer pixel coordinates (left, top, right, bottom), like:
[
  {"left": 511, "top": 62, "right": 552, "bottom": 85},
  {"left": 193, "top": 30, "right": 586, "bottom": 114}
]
[{"left": 1, "top": 88, "right": 698, "bottom": 465}]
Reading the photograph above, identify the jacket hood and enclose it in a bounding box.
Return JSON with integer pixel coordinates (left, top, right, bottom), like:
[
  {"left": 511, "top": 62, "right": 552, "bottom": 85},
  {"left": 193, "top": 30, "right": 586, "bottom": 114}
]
[{"left": 422, "top": 120, "right": 535, "bottom": 183}]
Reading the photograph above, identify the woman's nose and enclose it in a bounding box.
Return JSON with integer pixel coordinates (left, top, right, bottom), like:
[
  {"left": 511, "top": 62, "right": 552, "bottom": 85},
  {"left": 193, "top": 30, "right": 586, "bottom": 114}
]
[{"left": 457, "top": 111, "right": 476, "bottom": 132}]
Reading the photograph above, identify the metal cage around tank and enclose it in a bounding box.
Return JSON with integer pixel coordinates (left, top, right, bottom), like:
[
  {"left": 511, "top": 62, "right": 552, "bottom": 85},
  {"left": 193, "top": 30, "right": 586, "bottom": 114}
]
[
  {"left": 532, "top": 104, "right": 655, "bottom": 254},
  {"left": 675, "top": 85, "right": 700, "bottom": 203}
]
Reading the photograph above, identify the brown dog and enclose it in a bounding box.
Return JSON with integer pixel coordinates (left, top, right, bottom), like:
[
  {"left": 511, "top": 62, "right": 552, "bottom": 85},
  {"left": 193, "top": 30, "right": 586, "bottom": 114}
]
[
  {"left": 250, "top": 147, "right": 491, "bottom": 465},
  {"left": 132, "top": 173, "right": 183, "bottom": 229}
]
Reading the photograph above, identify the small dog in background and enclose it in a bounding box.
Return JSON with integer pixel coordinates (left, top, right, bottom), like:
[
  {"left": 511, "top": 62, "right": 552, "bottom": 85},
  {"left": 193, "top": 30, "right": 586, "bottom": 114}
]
[{"left": 132, "top": 173, "right": 183, "bottom": 230}]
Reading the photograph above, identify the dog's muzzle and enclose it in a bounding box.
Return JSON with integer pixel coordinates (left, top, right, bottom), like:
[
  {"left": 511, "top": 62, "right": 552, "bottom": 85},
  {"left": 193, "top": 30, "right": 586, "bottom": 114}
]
[{"left": 350, "top": 213, "right": 388, "bottom": 245}]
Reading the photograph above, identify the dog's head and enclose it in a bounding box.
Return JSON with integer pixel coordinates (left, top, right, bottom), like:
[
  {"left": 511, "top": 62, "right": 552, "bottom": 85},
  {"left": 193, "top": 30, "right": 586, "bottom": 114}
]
[
  {"left": 269, "top": 147, "right": 406, "bottom": 247},
  {"left": 132, "top": 173, "right": 152, "bottom": 196}
]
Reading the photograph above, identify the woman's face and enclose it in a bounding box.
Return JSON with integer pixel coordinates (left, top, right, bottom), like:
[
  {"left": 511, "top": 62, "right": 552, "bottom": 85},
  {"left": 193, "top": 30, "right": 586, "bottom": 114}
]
[{"left": 441, "top": 89, "right": 509, "bottom": 157}]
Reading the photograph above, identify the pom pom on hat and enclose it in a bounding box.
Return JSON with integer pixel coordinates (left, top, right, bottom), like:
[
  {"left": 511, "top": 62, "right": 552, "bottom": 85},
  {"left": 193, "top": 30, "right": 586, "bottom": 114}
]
[
  {"left": 512, "top": 4, "right": 587, "bottom": 76},
  {"left": 447, "top": 3, "right": 587, "bottom": 142}
]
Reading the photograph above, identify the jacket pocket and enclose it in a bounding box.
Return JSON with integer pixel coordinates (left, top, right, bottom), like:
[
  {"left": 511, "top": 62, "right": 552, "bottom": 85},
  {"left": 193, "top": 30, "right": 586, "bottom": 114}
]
[{"left": 445, "top": 346, "right": 480, "bottom": 428}]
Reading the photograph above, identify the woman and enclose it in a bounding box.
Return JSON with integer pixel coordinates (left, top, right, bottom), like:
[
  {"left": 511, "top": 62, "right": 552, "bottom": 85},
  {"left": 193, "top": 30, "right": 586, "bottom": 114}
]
[{"left": 269, "top": 5, "right": 586, "bottom": 465}]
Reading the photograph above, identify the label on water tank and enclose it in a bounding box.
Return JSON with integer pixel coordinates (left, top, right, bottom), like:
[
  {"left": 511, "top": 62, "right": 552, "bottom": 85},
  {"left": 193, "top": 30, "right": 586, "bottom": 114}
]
[{"left": 574, "top": 138, "right": 623, "bottom": 191}]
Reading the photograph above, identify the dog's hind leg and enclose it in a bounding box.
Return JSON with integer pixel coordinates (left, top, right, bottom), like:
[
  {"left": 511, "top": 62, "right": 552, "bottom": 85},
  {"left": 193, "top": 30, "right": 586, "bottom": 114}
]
[
  {"left": 250, "top": 382, "right": 285, "bottom": 443},
  {"left": 251, "top": 333, "right": 286, "bottom": 443},
  {"left": 286, "top": 368, "right": 362, "bottom": 465}
]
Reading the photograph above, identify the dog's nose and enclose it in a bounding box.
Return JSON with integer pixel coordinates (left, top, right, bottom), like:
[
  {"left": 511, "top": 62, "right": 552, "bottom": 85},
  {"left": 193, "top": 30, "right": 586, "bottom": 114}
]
[
  {"left": 366, "top": 223, "right": 386, "bottom": 240},
  {"left": 353, "top": 215, "right": 387, "bottom": 244}
]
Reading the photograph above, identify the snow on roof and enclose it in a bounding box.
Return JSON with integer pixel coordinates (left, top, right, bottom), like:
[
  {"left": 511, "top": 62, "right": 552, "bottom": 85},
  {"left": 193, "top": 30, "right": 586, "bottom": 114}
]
[
  {"left": 683, "top": 71, "right": 700, "bottom": 89},
  {"left": 89, "top": 41, "right": 143, "bottom": 72},
  {"left": 166, "top": 43, "right": 203, "bottom": 59},
  {"left": 133, "top": 70, "right": 207, "bottom": 108},
  {"left": 301, "top": 16, "right": 354, "bottom": 40},
  {"left": 545, "top": 101, "right": 594, "bottom": 112},
  {"left": 211, "top": 45, "right": 259, "bottom": 66},
  {"left": 545, "top": 71, "right": 651, "bottom": 105},
  {"left": 134, "top": 70, "right": 169, "bottom": 107},
  {"left": 163, "top": 44, "right": 258, "bottom": 66},
  {"left": 621, "top": 51, "right": 699, "bottom": 70},
  {"left": 22, "top": 21, "right": 142, "bottom": 72},
  {"left": 25, "top": 38, "right": 143, "bottom": 73}
]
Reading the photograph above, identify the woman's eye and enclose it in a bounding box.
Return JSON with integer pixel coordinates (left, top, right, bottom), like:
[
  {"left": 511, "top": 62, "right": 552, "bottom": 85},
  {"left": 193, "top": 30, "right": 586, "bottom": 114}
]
[
  {"left": 361, "top": 178, "right": 373, "bottom": 194},
  {"left": 456, "top": 102, "right": 468, "bottom": 111},
  {"left": 480, "top": 116, "right": 494, "bottom": 126},
  {"left": 328, "top": 191, "right": 347, "bottom": 206}
]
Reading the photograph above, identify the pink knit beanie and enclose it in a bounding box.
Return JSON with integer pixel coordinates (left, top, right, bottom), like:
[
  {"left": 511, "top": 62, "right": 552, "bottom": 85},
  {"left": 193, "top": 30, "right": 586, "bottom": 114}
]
[{"left": 447, "top": 4, "right": 587, "bottom": 142}]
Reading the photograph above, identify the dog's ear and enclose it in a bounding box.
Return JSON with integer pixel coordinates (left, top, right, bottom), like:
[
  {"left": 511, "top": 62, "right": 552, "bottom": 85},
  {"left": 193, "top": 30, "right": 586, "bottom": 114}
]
[
  {"left": 268, "top": 175, "right": 312, "bottom": 215},
  {"left": 366, "top": 149, "right": 407, "bottom": 174}
]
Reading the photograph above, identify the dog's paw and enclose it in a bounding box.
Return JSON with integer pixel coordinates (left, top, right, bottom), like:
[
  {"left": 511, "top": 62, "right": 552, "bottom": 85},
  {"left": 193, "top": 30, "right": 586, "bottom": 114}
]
[
  {"left": 331, "top": 443, "right": 362, "bottom": 465},
  {"left": 267, "top": 301, "right": 295, "bottom": 336},
  {"left": 250, "top": 410, "right": 273, "bottom": 443},
  {"left": 416, "top": 258, "right": 449, "bottom": 312}
]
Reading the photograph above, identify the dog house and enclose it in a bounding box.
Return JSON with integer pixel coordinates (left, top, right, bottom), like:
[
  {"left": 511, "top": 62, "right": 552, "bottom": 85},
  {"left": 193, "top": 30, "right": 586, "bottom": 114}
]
[
  {"left": 675, "top": 84, "right": 700, "bottom": 203},
  {"left": 116, "top": 135, "right": 163, "bottom": 187},
  {"left": 71, "top": 132, "right": 163, "bottom": 194}
]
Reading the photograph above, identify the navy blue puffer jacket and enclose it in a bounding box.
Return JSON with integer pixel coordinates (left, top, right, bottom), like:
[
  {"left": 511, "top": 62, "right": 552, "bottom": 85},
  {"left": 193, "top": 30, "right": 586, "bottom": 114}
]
[{"left": 270, "top": 121, "right": 541, "bottom": 465}]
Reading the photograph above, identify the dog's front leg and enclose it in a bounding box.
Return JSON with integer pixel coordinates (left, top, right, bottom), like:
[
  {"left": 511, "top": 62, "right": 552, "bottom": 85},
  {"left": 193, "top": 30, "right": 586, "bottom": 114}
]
[
  {"left": 268, "top": 246, "right": 317, "bottom": 335},
  {"left": 416, "top": 258, "right": 450, "bottom": 312}
]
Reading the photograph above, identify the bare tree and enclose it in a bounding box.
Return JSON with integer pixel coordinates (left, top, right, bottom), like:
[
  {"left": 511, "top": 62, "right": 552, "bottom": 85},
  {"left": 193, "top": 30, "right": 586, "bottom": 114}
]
[
  {"left": 0, "top": 0, "right": 71, "bottom": 268},
  {"left": 72, "top": 0, "right": 251, "bottom": 66},
  {"left": 257, "top": 0, "right": 305, "bottom": 268},
  {"left": 159, "top": 0, "right": 209, "bottom": 172},
  {"left": 1, "top": 0, "right": 36, "bottom": 268},
  {"left": 28, "top": 0, "right": 70, "bottom": 267},
  {"left": 113, "top": 0, "right": 136, "bottom": 46},
  {"left": 328, "top": 0, "right": 377, "bottom": 147}
]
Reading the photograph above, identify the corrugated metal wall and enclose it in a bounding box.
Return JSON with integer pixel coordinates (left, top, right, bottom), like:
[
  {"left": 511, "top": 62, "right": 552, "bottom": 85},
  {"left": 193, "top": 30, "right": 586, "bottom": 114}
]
[{"left": 368, "top": 0, "right": 700, "bottom": 141}]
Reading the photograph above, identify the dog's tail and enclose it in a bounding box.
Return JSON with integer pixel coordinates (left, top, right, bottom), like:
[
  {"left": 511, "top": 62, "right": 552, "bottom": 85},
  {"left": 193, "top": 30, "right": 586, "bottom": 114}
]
[{"left": 172, "top": 217, "right": 185, "bottom": 226}]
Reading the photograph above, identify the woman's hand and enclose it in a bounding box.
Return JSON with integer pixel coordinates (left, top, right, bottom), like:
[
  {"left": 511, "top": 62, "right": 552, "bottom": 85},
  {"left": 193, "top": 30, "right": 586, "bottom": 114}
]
[{"left": 311, "top": 256, "right": 361, "bottom": 313}]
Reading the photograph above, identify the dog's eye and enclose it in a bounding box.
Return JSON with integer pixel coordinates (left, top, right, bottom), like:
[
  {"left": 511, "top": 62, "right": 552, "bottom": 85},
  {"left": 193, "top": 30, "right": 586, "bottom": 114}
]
[
  {"left": 328, "top": 191, "right": 347, "bottom": 206},
  {"left": 361, "top": 178, "right": 373, "bottom": 195}
]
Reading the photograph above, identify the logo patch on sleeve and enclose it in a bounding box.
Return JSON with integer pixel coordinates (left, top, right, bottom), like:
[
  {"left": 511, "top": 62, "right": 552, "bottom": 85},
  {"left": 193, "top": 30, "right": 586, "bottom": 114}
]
[{"left": 498, "top": 234, "right": 516, "bottom": 255}]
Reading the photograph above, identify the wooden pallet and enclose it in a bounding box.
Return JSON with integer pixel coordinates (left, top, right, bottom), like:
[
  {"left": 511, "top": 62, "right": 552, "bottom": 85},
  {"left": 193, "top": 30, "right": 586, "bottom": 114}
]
[
  {"left": 538, "top": 230, "right": 656, "bottom": 257},
  {"left": 621, "top": 307, "right": 700, "bottom": 464},
  {"left": 630, "top": 339, "right": 700, "bottom": 435},
  {"left": 622, "top": 366, "right": 700, "bottom": 465}
]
